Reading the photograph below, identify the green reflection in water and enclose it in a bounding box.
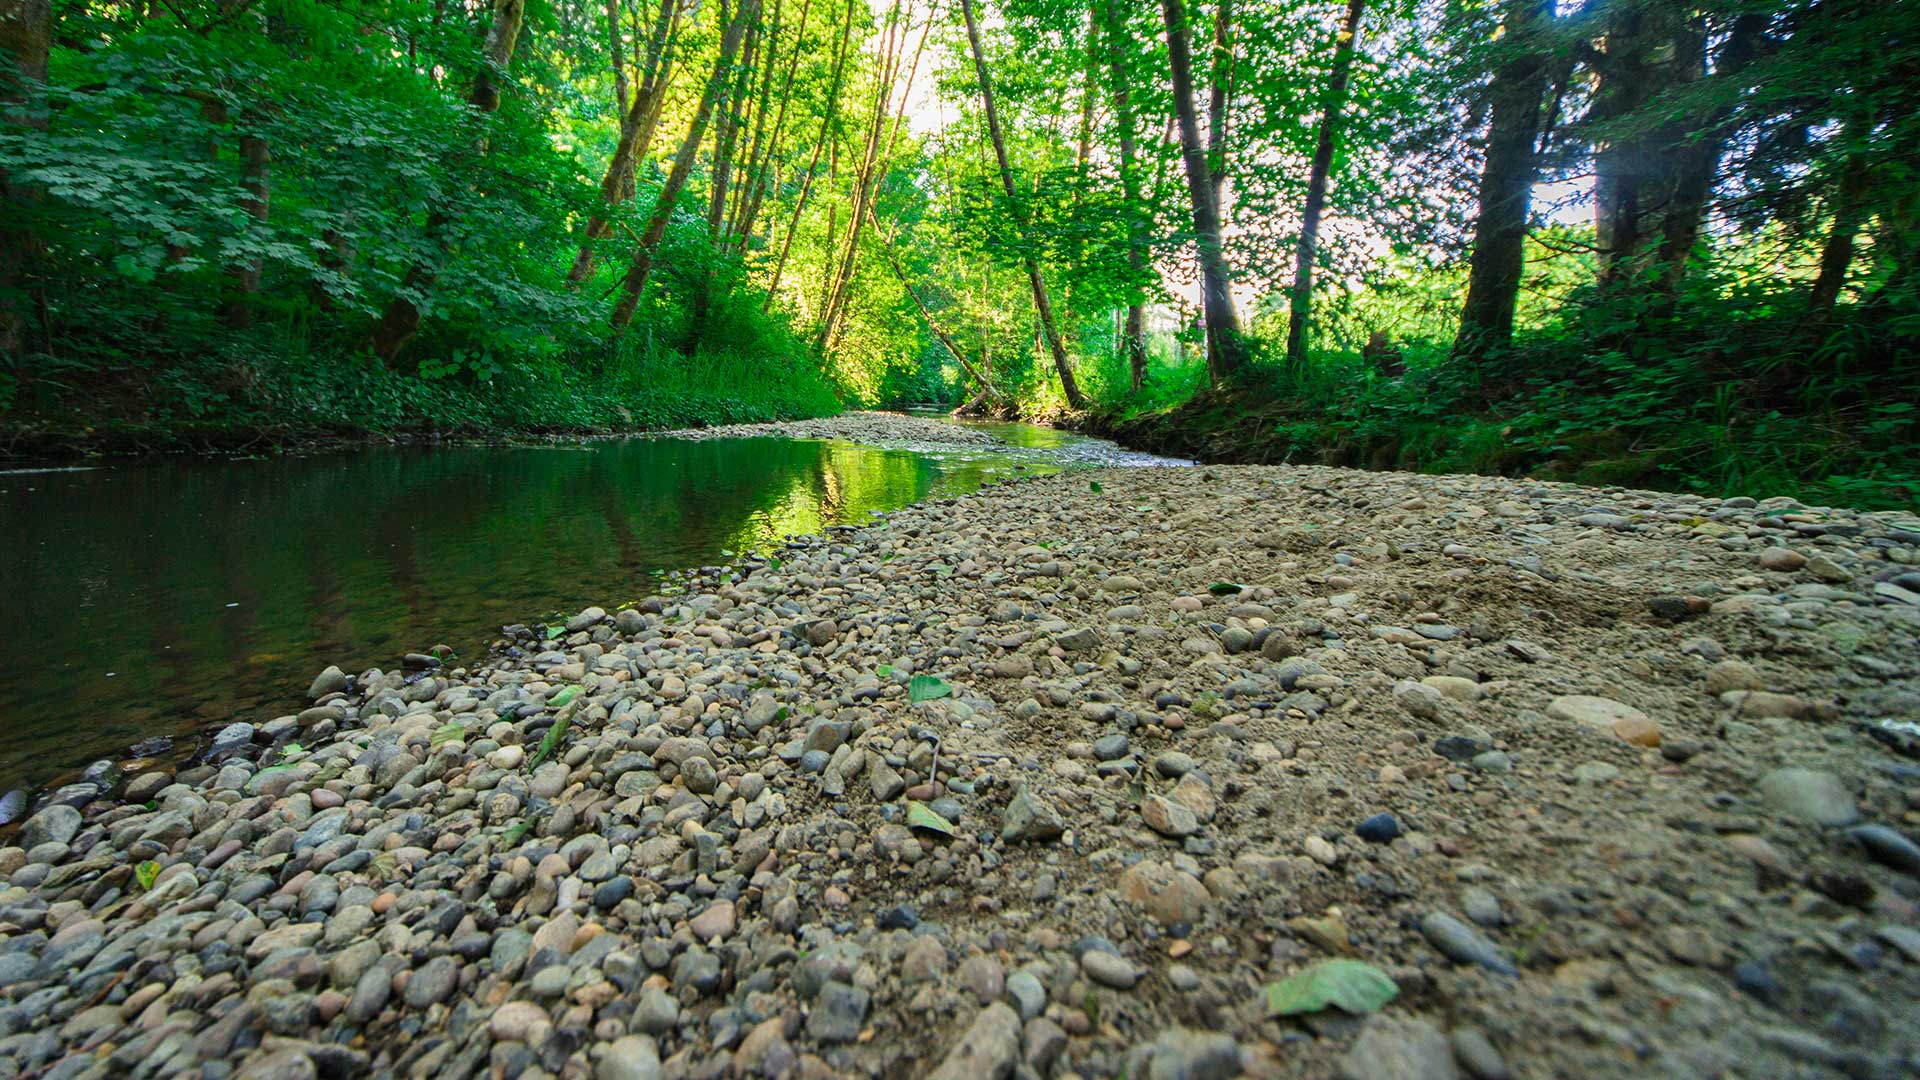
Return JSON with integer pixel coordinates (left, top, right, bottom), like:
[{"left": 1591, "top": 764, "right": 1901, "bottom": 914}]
[{"left": 0, "top": 436, "right": 1057, "bottom": 792}]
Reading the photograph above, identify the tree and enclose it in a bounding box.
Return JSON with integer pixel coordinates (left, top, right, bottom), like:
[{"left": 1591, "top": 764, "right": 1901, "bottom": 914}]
[
  {"left": 609, "top": 0, "right": 759, "bottom": 332},
  {"left": 1452, "top": 0, "right": 1552, "bottom": 364},
  {"left": 0, "top": 0, "right": 53, "bottom": 353},
  {"left": 369, "top": 0, "right": 529, "bottom": 364},
  {"left": 960, "top": 0, "right": 1086, "bottom": 409},
  {"left": 1159, "top": 0, "right": 1246, "bottom": 380},
  {"left": 566, "top": 0, "right": 683, "bottom": 287},
  {"left": 1284, "top": 0, "right": 1368, "bottom": 369},
  {"left": 1100, "top": 0, "right": 1151, "bottom": 391}
]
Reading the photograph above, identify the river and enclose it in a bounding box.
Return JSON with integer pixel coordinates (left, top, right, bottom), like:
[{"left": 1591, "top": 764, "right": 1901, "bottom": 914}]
[{"left": 0, "top": 419, "right": 1173, "bottom": 801}]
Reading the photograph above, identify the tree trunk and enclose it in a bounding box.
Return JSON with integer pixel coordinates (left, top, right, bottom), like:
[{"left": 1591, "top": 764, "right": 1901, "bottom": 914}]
[
  {"left": 730, "top": 0, "right": 813, "bottom": 250},
  {"left": 607, "top": 0, "right": 629, "bottom": 113},
  {"left": 468, "top": 0, "right": 526, "bottom": 114},
  {"left": 566, "top": 0, "right": 680, "bottom": 287},
  {"left": 764, "top": 0, "right": 852, "bottom": 309},
  {"left": 1159, "top": 0, "right": 1245, "bottom": 380},
  {"left": 1283, "top": 0, "right": 1366, "bottom": 370},
  {"left": 960, "top": 0, "right": 1086, "bottom": 408},
  {"left": 704, "top": 0, "right": 754, "bottom": 240},
  {"left": 1100, "top": 0, "right": 1149, "bottom": 390},
  {"left": 1653, "top": 13, "right": 1765, "bottom": 291},
  {"left": 816, "top": 0, "right": 912, "bottom": 353},
  {"left": 610, "top": 0, "right": 758, "bottom": 332},
  {"left": 370, "top": 0, "right": 526, "bottom": 363},
  {"left": 1809, "top": 151, "right": 1871, "bottom": 311},
  {"left": 870, "top": 206, "right": 1001, "bottom": 400},
  {"left": 1206, "top": 0, "right": 1232, "bottom": 214},
  {"left": 222, "top": 126, "right": 271, "bottom": 328},
  {"left": 1, "top": 0, "right": 53, "bottom": 354},
  {"left": 1453, "top": 0, "right": 1550, "bottom": 364}
]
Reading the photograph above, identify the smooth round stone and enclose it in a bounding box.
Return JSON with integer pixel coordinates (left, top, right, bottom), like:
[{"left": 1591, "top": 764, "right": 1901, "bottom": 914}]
[
  {"left": 1355, "top": 813, "right": 1400, "bottom": 843},
  {"left": 1759, "top": 768, "right": 1858, "bottom": 826},
  {"left": 1079, "top": 950, "right": 1139, "bottom": 988}
]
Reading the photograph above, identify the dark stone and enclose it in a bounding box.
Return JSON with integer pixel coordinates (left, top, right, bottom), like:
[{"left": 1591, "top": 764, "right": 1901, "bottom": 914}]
[{"left": 1355, "top": 813, "right": 1401, "bottom": 844}]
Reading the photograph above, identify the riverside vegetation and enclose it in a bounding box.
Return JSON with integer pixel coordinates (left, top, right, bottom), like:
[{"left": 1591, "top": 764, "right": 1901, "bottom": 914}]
[
  {"left": 2, "top": 0, "right": 1916, "bottom": 505},
  {"left": 1, "top": 415, "right": 1918, "bottom": 1079}
]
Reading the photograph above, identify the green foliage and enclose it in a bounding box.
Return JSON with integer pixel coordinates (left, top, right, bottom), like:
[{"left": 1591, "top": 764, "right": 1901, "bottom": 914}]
[
  {"left": 907, "top": 674, "right": 953, "bottom": 703},
  {"left": 1263, "top": 960, "right": 1399, "bottom": 1017}
]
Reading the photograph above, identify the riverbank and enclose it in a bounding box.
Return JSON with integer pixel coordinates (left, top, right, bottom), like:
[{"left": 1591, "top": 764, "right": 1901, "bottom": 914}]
[
  {"left": 3, "top": 428, "right": 1919, "bottom": 1078},
  {"left": 0, "top": 347, "right": 844, "bottom": 464},
  {"left": 1073, "top": 368, "right": 1920, "bottom": 513}
]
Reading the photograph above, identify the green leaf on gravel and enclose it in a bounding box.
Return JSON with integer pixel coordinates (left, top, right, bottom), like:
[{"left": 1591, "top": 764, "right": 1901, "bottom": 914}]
[
  {"left": 906, "top": 801, "right": 955, "bottom": 836},
  {"left": 1208, "top": 582, "right": 1244, "bottom": 595},
  {"left": 429, "top": 722, "right": 467, "bottom": 749},
  {"left": 547, "top": 686, "right": 581, "bottom": 709},
  {"left": 1263, "top": 960, "right": 1399, "bottom": 1017},
  {"left": 877, "top": 664, "right": 895, "bottom": 677},
  {"left": 908, "top": 674, "right": 952, "bottom": 703},
  {"left": 134, "top": 860, "right": 161, "bottom": 891},
  {"left": 545, "top": 624, "right": 566, "bottom": 639},
  {"left": 1089, "top": 480, "right": 1102, "bottom": 492}
]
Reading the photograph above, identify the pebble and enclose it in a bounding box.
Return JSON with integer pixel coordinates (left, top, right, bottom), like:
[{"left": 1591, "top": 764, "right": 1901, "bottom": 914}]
[
  {"left": 596, "top": 1035, "right": 662, "bottom": 1080},
  {"left": 1356, "top": 813, "right": 1401, "bottom": 843},
  {"left": 1846, "top": 824, "right": 1920, "bottom": 877},
  {"left": 1340, "top": 1017, "right": 1462, "bottom": 1080},
  {"left": 0, "top": 428, "right": 1908, "bottom": 1080},
  {"left": 1080, "top": 950, "right": 1141, "bottom": 988},
  {"left": 1760, "top": 768, "right": 1859, "bottom": 826},
  {"left": 926, "top": 1002, "right": 1022, "bottom": 1080},
  {"left": 1420, "top": 911, "right": 1516, "bottom": 975}
]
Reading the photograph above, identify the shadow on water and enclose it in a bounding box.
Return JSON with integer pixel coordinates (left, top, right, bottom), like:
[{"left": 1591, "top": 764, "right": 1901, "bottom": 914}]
[{"left": 0, "top": 435, "right": 1068, "bottom": 793}]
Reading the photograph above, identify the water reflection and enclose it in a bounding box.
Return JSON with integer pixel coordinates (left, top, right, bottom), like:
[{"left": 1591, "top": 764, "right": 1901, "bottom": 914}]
[{"left": 0, "top": 436, "right": 1064, "bottom": 791}]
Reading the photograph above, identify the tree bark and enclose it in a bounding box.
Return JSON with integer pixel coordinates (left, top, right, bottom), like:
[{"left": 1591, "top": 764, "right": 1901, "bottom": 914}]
[
  {"left": 1206, "top": 0, "right": 1232, "bottom": 214},
  {"left": 609, "top": 0, "right": 758, "bottom": 332},
  {"left": 704, "top": 0, "right": 754, "bottom": 240},
  {"left": 1809, "top": 150, "right": 1871, "bottom": 311},
  {"left": 1452, "top": 0, "right": 1549, "bottom": 365},
  {"left": 1100, "top": 0, "right": 1149, "bottom": 390},
  {"left": 1283, "top": 0, "right": 1366, "bottom": 369},
  {"left": 566, "top": 0, "right": 680, "bottom": 287},
  {"left": 468, "top": 0, "right": 526, "bottom": 114},
  {"left": 607, "top": 0, "right": 629, "bottom": 113},
  {"left": 960, "top": 0, "right": 1086, "bottom": 408},
  {"left": 729, "top": 0, "right": 813, "bottom": 250},
  {"left": 369, "top": 0, "right": 526, "bottom": 363},
  {"left": 1159, "top": 0, "right": 1245, "bottom": 380},
  {"left": 1653, "top": 13, "right": 1764, "bottom": 291},
  {"left": 1, "top": 0, "right": 53, "bottom": 354},
  {"left": 222, "top": 124, "right": 271, "bottom": 328}
]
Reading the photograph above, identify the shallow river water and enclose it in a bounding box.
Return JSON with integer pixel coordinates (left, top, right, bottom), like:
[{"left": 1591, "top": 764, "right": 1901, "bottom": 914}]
[{"left": 0, "top": 421, "right": 1171, "bottom": 799}]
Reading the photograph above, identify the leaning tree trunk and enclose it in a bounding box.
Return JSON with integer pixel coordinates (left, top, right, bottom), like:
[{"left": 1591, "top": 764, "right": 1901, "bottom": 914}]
[
  {"left": 1283, "top": 0, "right": 1366, "bottom": 370},
  {"left": 370, "top": 0, "right": 526, "bottom": 363},
  {"left": 1101, "top": 0, "right": 1150, "bottom": 390},
  {"left": 1, "top": 0, "right": 53, "bottom": 354},
  {"left": 960, "top": 0, "right": 1086, "bottom": 409},
  {"left": 566, "top": 0, "right": 680, "bottom": 287},
  {"left": 1159, "top": 0, "right": 1246, "bottom": 380},
  {"left": 1453, "top": 0, "right": 1550, "bottom": 365},
  {"left": 610, "top": 0, "right": 758, "bottom": 332},
  {"left": 870, "top": 206, "right": 1001, "bottom": 401}
]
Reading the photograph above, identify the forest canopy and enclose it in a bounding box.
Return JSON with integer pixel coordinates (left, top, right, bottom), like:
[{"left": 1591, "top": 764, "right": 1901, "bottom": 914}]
[{"left": 1, "top": 0, "right": 1915, "bottom": 503}]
